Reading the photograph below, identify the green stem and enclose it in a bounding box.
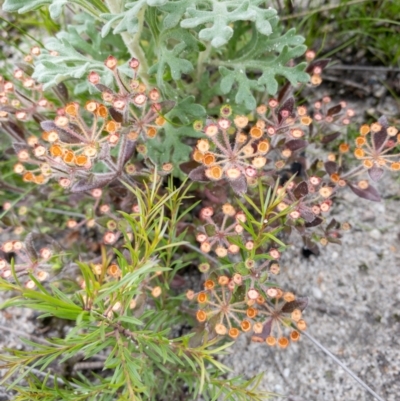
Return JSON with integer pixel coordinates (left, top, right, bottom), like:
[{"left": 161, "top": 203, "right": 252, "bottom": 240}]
[
  {"left": 104, "top": 0, "right": 149, "bottom": 85},
  {"left": 73, "top": 0, "right": 104, "bottom": 19},
  {"left": 196, "top": 42, "right": 212, "bottom": 83}
]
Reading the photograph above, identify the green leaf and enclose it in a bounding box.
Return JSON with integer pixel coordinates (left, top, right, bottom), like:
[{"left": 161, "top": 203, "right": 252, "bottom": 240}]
[
  {"left": 148, "top": 28, "right": 204, "bottom": 92},
  {"left": 180, "top": 0, "right": 278, "bottom": 48},
  {"left": 32, "top": 15, "right": 129, "bottom": 92},
  {"left": 220, "top": 66, "right": 260, "bottom": 110},
  {"left": 147, "top": 122, "right": 203, "bottom": 166},
  {"left": 2, "top": 0, "right": 106, "bottom": 18},
  {"left": 216, "top": 27, "right": 308, "bottom": 109},
  {"left": 48, "top": 0, "right": 68, "bottom": 18},
  {"left": 100, "top": 0, "right": 168, "bottom": 37},
  {"left": 3, "top": 0, "right": 52, "bottom": 13},
  {"left": 159, "top": 0, "right": 197, "bottom": 29},
  {"left": 166, "top": 96, "right": 206, "bottom": 125}
]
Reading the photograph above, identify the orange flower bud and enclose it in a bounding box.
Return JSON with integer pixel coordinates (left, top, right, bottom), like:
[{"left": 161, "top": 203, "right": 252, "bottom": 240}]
[
  {"left": 215, "top": 323, "right": 227, "bottom": 335},
  {"left": 203, "top": 153, "right": 215, "bottom": 166},
  {"left": 241, "top": 320, "right": 251, "bottom": 332},
  {"left": 196, "top": 310, "right": 207, "bottom": 322},
  {"left": 65, "top": 103, "right": 79, "bottom": 116},
  {"left": 250, "top": 126, "right": 263, "bottom": 139},
  {"left": 105, "top": 55, "right": 118, "bottom": 70},
  {"left": 290, "top": 331, "right": 300, "bottom": 342},
  {"left": 228, "top": 328, "right": 240, "bottom": 339},
  {"left": 197, "top": 292, "right": 207, "bottom": 303}
]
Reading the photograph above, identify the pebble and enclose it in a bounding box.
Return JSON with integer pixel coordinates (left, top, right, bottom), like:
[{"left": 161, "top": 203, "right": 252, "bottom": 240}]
[
  {"left": 369, "top": 229, "right": 382, "bottom": 240},
  {"left": 312, "top": 287, "right": 323, "bottom": 299}
]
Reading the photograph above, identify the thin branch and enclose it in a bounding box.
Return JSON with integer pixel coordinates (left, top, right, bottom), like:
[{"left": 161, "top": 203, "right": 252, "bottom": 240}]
[
  {"left": 303, "top": 330, "right": 385, "bottom": 401},
  {"left": 181, "top": 241, "right": 220, "bottom": 266},
  {"left": 280, "top": 0, "right": 375, "bottom": 21},
  {"left": 328, "top": 64, "right": 400, "bottom": 73},
  {"left": 43, "top": 208, "right": 86, "bottom": 218},
  {"left": 322, "top": 75, "right": 371, "bottom": 94},
  {"left": 0, "top": 324, "right": 51, "bottom": 346},
  {"left": 0, "top": 180, "right": 25, "bottom": 194}
]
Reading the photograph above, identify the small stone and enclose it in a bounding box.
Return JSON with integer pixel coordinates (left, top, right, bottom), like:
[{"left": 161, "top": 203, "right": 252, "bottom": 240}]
[
  {"left": 373, "top": 86, "right": 386, "bottom": 98},
  {"left": 312, "top": 287, "right": 323, "bottom": 299},
  {"left": 283, "top": 368, "right": 291, "bottom": 378},
  {"left": 361, "top": 211, "right": 376, "bottom": 222},
  {"left": 369, "top": 229, "right": 381, "bottom": 240}
]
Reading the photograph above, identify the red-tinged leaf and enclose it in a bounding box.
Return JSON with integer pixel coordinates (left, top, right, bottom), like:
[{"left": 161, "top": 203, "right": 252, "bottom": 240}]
[
  {"left": 321, "top": 132, "right": 341, "bottom": 144},
  {"left": 0, "top": 105, "right": 16, "bottom": 113},
  {"left": 15, "top": 62, "right": 34, "bottom": 76},
  {"left": 170, "top": 274, "right": 186, "bottom": 289},
  {"left": 158, "top": 100, "right": 176, "bottom": 116},
  {"left": 327, "top": 237, "right": 342, "bottom": 245},
  {"left": 327, "top": 104, "right": 342, "bottom": 116},
  {"left": 324, "top": 161, "right": 337, "bottom": 175},
  {"left": 277, "top": 82, "right": 291, "bottom": 103},
  {"left": 32, "top": 113, "right": 45, "bottom": 124},
  {"left": 15, "top": 90, "right": 34, "bottom": 106},
  {"left": 281, "top": 297, "right": 308, "bottom": 313},
  {"left": 71, "top": 173, "right": 116, "bottom": 193},
  {"left": 293, "top": 181, "right": 308, "bottom": 199},
  {"left": 40, "top": 121, "right": 80, "bottom": 143},
  {"left": 326, "top": 218, "right": 338, "bottom": 232},
  {"left": 299, "top": 207, "right": 316, "bottom": 223},
  {"left": 348, "top": 183, "right": 381, "bottom": 202},
  {"left": 305, "top": 217, "right": 323, "bottom": 227},
  {"left": 378, "top": 115, "right": 388, "bottom": 128},
  {"left": 180, "top": 160, "right": 201, "bottom": 175},
  {"left": 188, "top": 165, "right": 209, "bottom": 182},
  {"left": 261, "top": 319, "right": 273, "bottom": 338},
  {"left": 94, "top": 84, "right": 112, "bottom": 93},
  {"left": 372, "top": 129, "right": 388, "bottom": 152},
  {"left": 285, "top": 139, "right": 308, "bottom": 151},
  {"left": 251, "top": 320, "right": 272, "bottom": 342},
  {"left": 303, "top": 238, "right": 320, "bottom": 256},
  {"left": 278, "top": 97, "right": 294, "bottom": 122},
  {"left": 24, "top": 232, "right": 38, "bottom": 261},
  {"left": 98, "top": 142, "right": 110, "bottom": 160},
  {"left": 3, "top": 121, "right": 26, "bottom": 140},
  {"left": 368, "top": 165, "right": 384, "bottom": 181},
  {"left": 122, "top": 140, "right": 136, "bottom": 165},
  {"left": 230, "top": 175, "right": 247, "bottom": 196},
  {"left": 295, "top": 224, "right": 306, "bottom": 235},
  {"left": 55, "top": 82, "right": 69, "bottom": 103},
  {"left": 306, "top": 59, "right": 330, "bottom": 73},
  {"left": 12, "top": 142, "right": 28, "bottom": 154},
  {"left": 109, "top": 107, "right": 124, "bottom": 123}
]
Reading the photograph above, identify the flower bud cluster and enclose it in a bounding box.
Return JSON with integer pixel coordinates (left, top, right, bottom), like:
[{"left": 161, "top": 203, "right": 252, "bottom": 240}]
[
  {"left": 187, "top": 275, "right": 307, "bottom": 347},
  {"left": 195, "top": 204, "right": 249, "bottom": 257},
  {"left": 0, "top": 237, "right": 54, "bottom": 289}
]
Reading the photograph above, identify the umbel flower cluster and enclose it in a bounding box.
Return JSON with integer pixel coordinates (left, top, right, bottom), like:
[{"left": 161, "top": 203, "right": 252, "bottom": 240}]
[
  {"left": 3, "top": 53, "right": 169, "bottom": 194},
  {"left": 187, "top": 274, "right": 307, "bottom": 348},
  {"left": 189, "top": 95, "right": 357, "bottom": 195}
]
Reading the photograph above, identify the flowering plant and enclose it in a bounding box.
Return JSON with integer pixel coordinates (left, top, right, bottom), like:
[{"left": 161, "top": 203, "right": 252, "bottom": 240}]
[{"left": 0, "top": 1, "right": 398, "bottom": 400}]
